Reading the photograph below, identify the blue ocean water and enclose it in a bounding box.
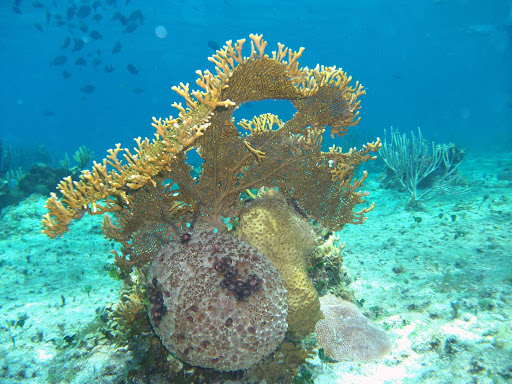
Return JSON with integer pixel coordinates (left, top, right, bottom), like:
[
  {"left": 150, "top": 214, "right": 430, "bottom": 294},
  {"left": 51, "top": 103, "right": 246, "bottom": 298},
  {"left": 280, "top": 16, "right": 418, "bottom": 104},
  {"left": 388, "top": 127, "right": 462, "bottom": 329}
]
[
  {"left": 0, "top": 1, "right": 511, "bottom": 383},
  {"left": 0, "top": 0, "right": 510, "bottom": 162}
]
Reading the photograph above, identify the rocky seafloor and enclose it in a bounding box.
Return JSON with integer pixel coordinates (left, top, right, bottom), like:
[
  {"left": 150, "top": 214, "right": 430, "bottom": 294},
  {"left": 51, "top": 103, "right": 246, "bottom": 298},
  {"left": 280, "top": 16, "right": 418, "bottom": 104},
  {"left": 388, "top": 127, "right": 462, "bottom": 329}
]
[{"left": 0, "top": 151, "right": 511, "bottom": 384}]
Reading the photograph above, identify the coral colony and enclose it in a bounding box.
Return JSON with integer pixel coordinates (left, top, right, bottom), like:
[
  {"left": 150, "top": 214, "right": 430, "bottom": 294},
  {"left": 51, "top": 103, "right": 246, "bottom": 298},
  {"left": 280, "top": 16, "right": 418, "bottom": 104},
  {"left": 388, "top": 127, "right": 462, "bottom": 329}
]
[{"left": 42, "top": 34, "right": 385, "bottom": 378}]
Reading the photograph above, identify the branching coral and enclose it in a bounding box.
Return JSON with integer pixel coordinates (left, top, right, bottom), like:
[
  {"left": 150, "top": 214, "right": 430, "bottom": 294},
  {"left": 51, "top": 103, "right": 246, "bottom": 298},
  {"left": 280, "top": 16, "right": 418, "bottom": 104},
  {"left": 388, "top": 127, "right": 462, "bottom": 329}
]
[{"left": 42, "top": 34, "right": 379, "bottom": 246}]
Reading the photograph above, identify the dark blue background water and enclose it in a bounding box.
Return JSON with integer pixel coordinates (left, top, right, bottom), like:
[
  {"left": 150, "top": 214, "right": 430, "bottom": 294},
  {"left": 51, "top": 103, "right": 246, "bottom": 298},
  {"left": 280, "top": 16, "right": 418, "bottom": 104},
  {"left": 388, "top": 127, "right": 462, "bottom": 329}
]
[{"left": 0, "top": 0, "right": 510, "bottom": 170}]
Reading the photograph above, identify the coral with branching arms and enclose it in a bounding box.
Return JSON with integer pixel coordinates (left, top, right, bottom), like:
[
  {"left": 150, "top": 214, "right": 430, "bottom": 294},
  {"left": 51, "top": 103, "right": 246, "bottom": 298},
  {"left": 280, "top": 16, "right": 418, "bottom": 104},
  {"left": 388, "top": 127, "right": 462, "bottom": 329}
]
[{"left": 42, "top": 34, "right": 380, "bottom": 248}]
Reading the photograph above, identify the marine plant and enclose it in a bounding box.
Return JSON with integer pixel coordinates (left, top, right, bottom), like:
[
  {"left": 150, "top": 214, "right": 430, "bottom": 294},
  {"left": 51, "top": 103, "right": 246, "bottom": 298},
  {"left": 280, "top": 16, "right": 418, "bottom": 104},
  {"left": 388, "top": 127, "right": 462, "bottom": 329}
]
[
  {"left": 73, "top": 145, "right": 94, "bottom": 169},
  {"left": 380, "top": 127, "right": 466, "bottom": 209},
  {"left": 41, "top": 34, "right": 381, "bottom": 378}
]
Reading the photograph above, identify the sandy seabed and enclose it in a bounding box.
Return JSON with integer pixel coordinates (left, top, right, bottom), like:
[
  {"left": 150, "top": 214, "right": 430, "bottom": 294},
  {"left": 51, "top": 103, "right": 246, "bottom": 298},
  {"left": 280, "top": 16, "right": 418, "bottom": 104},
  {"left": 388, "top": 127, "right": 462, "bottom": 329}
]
[{"left": 0, "top": 152, "right": 511, "bottom": 384}]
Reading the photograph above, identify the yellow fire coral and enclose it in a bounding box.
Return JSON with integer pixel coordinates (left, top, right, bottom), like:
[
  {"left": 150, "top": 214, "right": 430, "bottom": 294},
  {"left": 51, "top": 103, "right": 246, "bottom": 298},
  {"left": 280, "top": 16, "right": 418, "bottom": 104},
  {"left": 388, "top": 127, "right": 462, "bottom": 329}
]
[{"left": 42, "top": 34, "right": 379, "bottom": 248}]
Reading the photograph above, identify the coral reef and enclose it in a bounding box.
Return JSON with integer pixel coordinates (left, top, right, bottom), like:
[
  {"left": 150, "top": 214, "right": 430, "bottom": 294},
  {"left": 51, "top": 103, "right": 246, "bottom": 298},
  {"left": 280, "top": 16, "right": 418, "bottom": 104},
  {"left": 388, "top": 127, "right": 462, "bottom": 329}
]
[
  {"left": 315, "top": 294, "right": 391, "bottom": 362},
  {"left": 147, "top": 229, "right": 288, "bottom": 371},
  {"left": 41, "top": 34, "right": 381, "bottom": 377},
  {"left": 0, "top": 164, "right": 81, "bottom": 212}
]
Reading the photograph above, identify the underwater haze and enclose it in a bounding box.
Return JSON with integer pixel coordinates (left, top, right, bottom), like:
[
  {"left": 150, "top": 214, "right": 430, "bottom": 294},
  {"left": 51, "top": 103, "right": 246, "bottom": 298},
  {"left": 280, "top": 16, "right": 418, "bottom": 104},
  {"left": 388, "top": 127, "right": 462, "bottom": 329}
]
[{"left": 0, "top": 0, "right": 511, "bottom": 383}]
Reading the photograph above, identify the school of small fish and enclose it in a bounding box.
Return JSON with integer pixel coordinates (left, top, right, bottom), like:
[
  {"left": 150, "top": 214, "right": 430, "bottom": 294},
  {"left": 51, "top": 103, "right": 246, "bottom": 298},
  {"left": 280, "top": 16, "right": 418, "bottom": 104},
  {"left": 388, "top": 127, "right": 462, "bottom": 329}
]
[{"left": 12, "top": 0, "right": 146, "bottom": 97}]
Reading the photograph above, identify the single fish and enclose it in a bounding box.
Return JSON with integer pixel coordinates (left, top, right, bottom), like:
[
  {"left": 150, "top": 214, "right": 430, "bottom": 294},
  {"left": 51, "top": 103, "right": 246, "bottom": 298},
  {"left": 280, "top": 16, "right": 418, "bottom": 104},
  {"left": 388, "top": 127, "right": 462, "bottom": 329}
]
[
  {"left": 50, "top": 55, "right": 67, "bottom": 66},
  {"left": 34, "top": 22, "right": 43, "bottom": 32},
  {"left": 112, "top": 12, "right": 127, "bottom": 25},
  {"left": 92, "top": 1, "right": 101, "bottom": 12},
  {"left": 123, "top": 22, "right": 138, "bottom": 33},
  {"left": 104, "top": 64, "right": 115, "bottom": 73},
  {"left": 132, "top": 87, "right": 144, "bottom": 94},
  {"left": 128, "top": 10, "right": 144, "bottom": 24},
  {"left": 208, "top": 40, "right": 220, "bottom": 51},
  {"left": 77, "top": 5, "right": 91, "bottom": 18},
  {"left": 107, "top": 0, "right": 117, "bottom": 7},
  {"left": 42, "top": 109, "right": 54, "bottom": 116},
  {"left": 72, "top": 38, "right": 85, "bottom": 52},
  {"left": 61, "top": 36, "right": 71, "bottom": 49},
  {"left": 112, "top": 40, "right": 122, "bottom": 54},
  {"left": 32, "top": 1, "right": 44, "bottom": 8},
  {"left": 75, "top": 57, "right": 86, "bottom": 66},
  {"left": 126, "top": 64, "right": 138, "bottom": 74},
  {"left": 93, "top": 14, "right": 102, "bottom": 22},
  {"left": 89, "top": 30, "right": 103, "bottom": 40},
  {"left": 62, "top": 70, "right": 71, "bottom": 78},
  {"left": 92, "top": 57, "right": 101, "bottom": 67},
  {"left": 80, "top": 84, "right": 95, "bottom": 94},
  {"left": 12, "top": 6, "right": 22, "bottom": 15},
  {"left": 46, "top": 10, "right": 51, "bottom": 24},
  {"left": 79, "top": 22, "right": 88, "bottom": 33},
  {"left": 66, "top": 6, "right": 76, "bottom": 20}
]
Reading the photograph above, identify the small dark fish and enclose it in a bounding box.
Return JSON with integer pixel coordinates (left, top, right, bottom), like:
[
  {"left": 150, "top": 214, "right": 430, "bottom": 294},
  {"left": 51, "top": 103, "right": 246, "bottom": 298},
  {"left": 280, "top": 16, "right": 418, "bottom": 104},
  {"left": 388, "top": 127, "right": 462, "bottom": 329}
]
[
  {"left": 46, "top": 11, "right": 51, "bottom": 24},
  {"left": 79, "top": 22, "right": 88, "bottom": 33},
  {"left": 72, "top": 38, "right": 85, "bottom": 52},
  {"left": 126, "top": 64, "right": 138, "bottom": 74},
  {"left": 112, "top": 12, "right": 127, "bottom": 25},
  {"left": 132, "top": 88, "right": 144, "bottom": 94},
  {"left": 33, "top": 22, "right": 43, "bottom": 32},
  {"left": 80, "top": 84, "right": 95, "bottom": 94},
  {"left": 104, "top": 64, "right": 115, "bottom": 73},
  {"left": 75, "top": 57, "right": 86, "bottom": 66},
  {"left": 42, "top": 109, "right": 54, "bottom": 116},
  {"left": 66, "top": 6, "right": 75, "bottom": 20},
  {"left": 62, "top": 70, "right": 71, "bottom": 78},
  {"left": 50, "top": 55, "right": 67, "bottom": 66},
  {"left": 77, "top": 5, "right": 91, "bottom": 18},
  {"left": 123, "top": 22, "right": 138, "bottom": 33},
  {"left": 12, "top": 6, "right": 22, "bottom": 15},
  {"left": 208, "top": 40, "right": 220, "bottom": 51},
  {"left": 106, "top": 0, "right": 117, "bottom": 7},
  {"left": 112, "top": 40, "right": 122, "bottom": 54},
  {"left": 93, "top": 13, "right": 102, "bottom": 22},
  {"left": 92, "top": 57, "right": 101, "bottom": 67},
  {"left": 96, "top": 48, "right": 101, "bottom": 56},
  {"left": 125, "top": 0, "right": 131, "bottom": 5},
  {"left": 128, "top": 10, "right": 144, "bottom": 24},
  {"left": 89, "top": 30, "right": 102, "bottom": 40},
  {"left": 53, "top": 19, "right": 66, "bottom": 27},
  {"left": 61, "top": 36, "right": 71, "bottom": 49},
  {"left": 32, "top": 1, "right": 44, "bottom": 8},
  {"left": 92, "top": 1, "right": 101, "bottom": 12}
]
